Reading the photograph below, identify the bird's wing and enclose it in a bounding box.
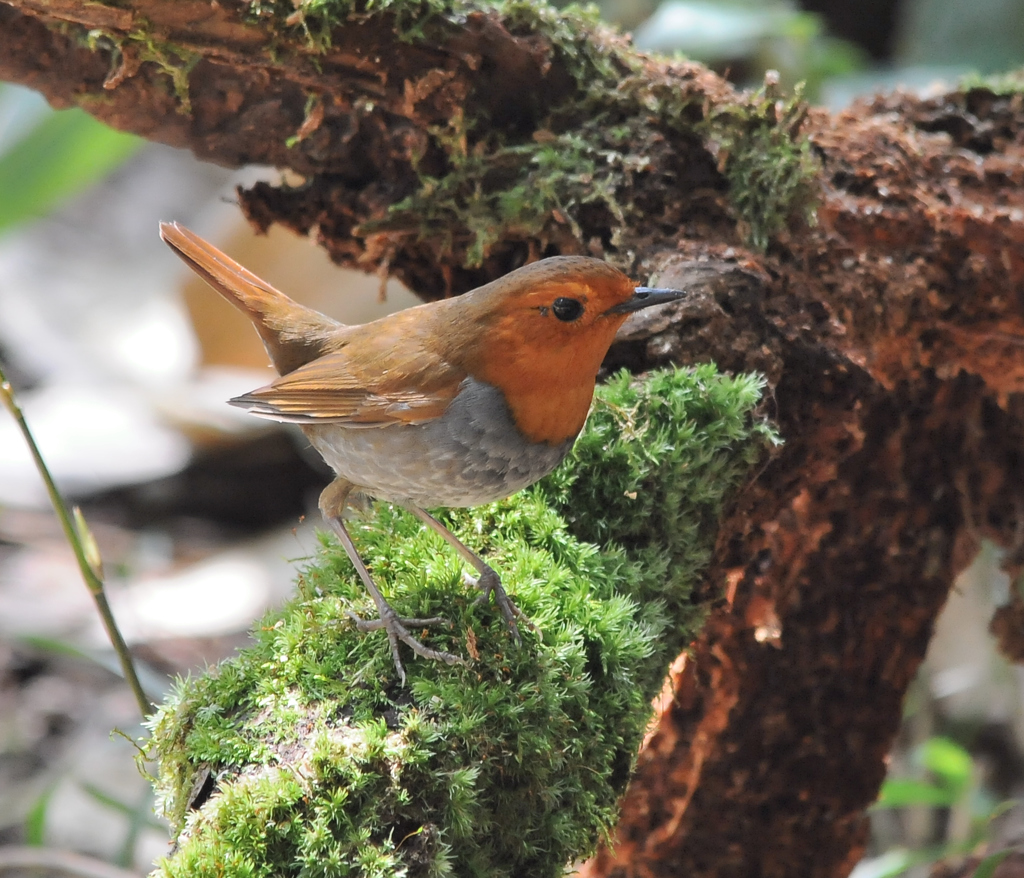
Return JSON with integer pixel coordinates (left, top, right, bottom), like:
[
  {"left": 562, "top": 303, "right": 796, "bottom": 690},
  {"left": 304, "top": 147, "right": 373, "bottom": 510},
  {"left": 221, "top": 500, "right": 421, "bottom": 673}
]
[{"left": 228, "top": 309, "right": 468, "bottom": 426}]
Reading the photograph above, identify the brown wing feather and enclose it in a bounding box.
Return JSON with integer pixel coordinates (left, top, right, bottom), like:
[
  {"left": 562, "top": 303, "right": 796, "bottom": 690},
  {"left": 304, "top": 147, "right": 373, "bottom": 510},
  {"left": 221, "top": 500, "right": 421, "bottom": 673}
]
[{"left": 228, "top": 305, "right": 468, "bottom": 426}]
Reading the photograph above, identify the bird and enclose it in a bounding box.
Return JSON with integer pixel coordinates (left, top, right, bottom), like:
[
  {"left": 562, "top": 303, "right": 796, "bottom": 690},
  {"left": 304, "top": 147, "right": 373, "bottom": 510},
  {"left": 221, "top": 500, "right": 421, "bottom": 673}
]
[{"left": 160, "top": 222, "right": 687, "bottom": 683}]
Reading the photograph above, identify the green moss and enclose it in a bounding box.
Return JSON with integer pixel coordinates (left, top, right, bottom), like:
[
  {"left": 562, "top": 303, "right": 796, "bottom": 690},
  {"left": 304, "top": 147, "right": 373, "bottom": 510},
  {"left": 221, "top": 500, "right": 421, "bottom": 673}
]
[
  {"left": 146, "top": 366, "right": 777, "bottom": 878},
  {"left": 85, "top": 28, "right": 200, "bottom": 113},
  {"left": 135, "top": 37, "right": 200, "bottom": 113},
  {"left": 250, "top": 0, "right": 608, "bottom": 51},
  {"left": 368, "top": 76, "right": 819, "bottom": 262},
  {"left": 698, "top": 79, "right": 820, "bottom": 251},
  {"left": 373, "top": 76, "right": 819, "bottom": 261},
  {"left": 960, "top": 67, "right": 1024, "bottom": 95},
  {"left": 361, "top": 125, "right": 650, "bottom": 267},
  {"left": 75, "top": 0, "right": 819, "bottom": 254},
  {"left": 236, "top": 0, "right": 819, "bottom": 259}
]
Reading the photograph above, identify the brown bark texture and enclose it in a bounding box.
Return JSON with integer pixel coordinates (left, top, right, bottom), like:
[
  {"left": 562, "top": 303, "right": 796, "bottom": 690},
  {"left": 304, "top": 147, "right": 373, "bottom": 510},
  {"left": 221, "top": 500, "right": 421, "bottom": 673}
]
[{"left": 2, "top": 1, "right": 1023, "bottom": 875}]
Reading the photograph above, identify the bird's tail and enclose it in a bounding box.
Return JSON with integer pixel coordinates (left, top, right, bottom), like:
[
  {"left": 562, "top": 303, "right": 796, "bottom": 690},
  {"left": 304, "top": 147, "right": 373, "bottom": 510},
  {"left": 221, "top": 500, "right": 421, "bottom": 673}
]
[{"left": 160, "top": 221, "right": 343, "bottom": 375}]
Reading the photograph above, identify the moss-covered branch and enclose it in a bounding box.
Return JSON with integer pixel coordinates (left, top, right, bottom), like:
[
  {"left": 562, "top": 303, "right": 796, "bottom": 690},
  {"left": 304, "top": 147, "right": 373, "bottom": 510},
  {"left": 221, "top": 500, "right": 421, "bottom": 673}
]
[
  {"left": 0, "top": 0, "right": 818, "bottom": 295},
  {"left": 147, "top": 367, "right": 776, "bottom": 878}
]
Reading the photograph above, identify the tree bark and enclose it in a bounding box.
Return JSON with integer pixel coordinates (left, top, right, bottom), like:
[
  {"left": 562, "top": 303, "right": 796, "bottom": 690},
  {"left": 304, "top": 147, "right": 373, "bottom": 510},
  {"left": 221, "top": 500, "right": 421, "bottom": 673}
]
[{"left": 3, "top": 1, "right": 1023, "bottom": 875}]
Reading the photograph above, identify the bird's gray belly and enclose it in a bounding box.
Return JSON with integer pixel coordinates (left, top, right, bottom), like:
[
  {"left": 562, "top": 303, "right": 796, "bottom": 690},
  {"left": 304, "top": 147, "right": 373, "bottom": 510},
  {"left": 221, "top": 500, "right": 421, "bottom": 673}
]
[{"left": 303, "top": 379, "right": 574, "bottom": 508}]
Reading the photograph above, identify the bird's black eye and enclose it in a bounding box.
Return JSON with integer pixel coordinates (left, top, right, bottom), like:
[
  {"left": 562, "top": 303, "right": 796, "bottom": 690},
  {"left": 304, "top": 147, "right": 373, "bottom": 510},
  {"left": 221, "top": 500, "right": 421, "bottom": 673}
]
[{"left": 551, "top": 297, "right": 584, "bottom": 322}]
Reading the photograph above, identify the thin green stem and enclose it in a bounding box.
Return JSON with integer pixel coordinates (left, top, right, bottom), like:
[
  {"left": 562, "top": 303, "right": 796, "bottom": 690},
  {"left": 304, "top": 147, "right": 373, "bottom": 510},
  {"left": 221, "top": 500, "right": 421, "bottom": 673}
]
[{"left": 0, "top": 363, "right": 154, "bottom": 718}]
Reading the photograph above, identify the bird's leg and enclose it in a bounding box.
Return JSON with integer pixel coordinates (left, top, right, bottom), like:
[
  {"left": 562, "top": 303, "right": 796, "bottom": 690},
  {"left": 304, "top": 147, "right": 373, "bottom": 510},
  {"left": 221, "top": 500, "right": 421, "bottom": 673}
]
[
  {"left": 319, "top": 480, "right": 464, "bottom": 684},
  {"left": 406, "top": 505, "right": 529, "bottom": 645}
]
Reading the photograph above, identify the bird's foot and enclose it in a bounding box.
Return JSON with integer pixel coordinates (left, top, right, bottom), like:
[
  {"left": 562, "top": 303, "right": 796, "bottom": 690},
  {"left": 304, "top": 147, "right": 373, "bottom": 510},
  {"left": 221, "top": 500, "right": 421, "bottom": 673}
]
[
  {"left": 464, "top": 567, "right": 535, "bottom": 645},
  {"left": 346, "top": 610, "right": 464, "bottom": 685}
]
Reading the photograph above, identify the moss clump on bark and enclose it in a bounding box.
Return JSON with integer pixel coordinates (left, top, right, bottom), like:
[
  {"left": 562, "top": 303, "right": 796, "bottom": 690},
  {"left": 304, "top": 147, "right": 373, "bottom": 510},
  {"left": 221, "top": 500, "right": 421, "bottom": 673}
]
[
  {"left": 360, "top": 123, "right": 655, "bottom": 267},
  {"left": 701, "top": 78, "right": 820, "bottom": 251},
  {"left": 252, "top": 0, "right": 820, "bottom": 259},
  {"left": 76, "top": 0, "right": 820, "bottom": 258},
  {"left": 960, "top": 67, "right": 1024, "bottom": 95},
  {"left": 146, "top": 365, "right": 778, "bottom": 878},
  {"left": 367, "top": 72, "right": 819, "bottom": 264}
]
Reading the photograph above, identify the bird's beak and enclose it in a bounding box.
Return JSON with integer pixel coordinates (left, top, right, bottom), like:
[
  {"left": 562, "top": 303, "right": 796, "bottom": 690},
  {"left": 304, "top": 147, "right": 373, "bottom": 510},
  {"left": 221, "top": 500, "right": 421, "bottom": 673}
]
[{"left": 605, "top": 286, "right": 688, "bottom": 315}]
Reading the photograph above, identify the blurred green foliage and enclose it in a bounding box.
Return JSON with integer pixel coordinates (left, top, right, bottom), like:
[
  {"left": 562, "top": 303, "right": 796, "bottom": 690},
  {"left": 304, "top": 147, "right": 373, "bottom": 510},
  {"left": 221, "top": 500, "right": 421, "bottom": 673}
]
[
  {"left": 629, "top": 0, "right": 866, "bottom": 96},
  {"left": 895, "top": 0, "right": 1024, "bottom": 74},
  {"left": 862, "top": 737, "right": 1020, "bottom": 878},
  {"left": 0, "top": 84, "right": 140, "bottom": 234}
]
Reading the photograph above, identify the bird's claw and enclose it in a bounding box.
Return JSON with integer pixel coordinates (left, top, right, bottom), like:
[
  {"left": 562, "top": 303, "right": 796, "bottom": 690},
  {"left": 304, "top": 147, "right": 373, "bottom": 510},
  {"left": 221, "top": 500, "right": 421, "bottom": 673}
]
[
  {"left": 348, "top": 613, "right": 449, "bottom": 631},
  {"left": 463, "top": 568, "right": 535, "bottom": 645},
  {"left": 345, "top": 610, "right": 464, "bottom": 685}
]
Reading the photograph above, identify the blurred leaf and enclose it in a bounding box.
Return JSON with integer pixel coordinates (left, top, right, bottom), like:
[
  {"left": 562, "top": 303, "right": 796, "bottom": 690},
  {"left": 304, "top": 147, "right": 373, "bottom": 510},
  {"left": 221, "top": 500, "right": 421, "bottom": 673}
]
[
  {"left": 81, "top": 781, "right": 165, "bottom": 866},
  {"left": 633, "top": 1, "right": 797, "bottom": 58},
  {"left": 974, "top": 849, "right": 1013, "bottom": 878},
  {"left": 80, "top": 781, "right": 165, "bottom": 831},
  {"left": 866, "top": 738, "right": 1023, "bottom": 878},
  {"left": 920, "top": 737, "right": 973, "bottom": 797},
  {"left": 804, "top": 36, "right": 868, "bottom": 82},
  {"left": 0, "top": 100, "right": 140, "bottom": 233},
  {"left": 875, "top": 739, "right": 973, "bottom": 809},
  {"left": 24, "top": 783, "right": 57, "bottom": 845},
  {"left": 986, "top": 799, "right": 1020, "bottom": 823},
  {"left": 80, "top": 781, "right": 138, "bottom": 817},
  {"left": 875, "top": 777, "right": 960, "bottom": 809},
  {"left": 631, "top": 0, "right": 865, "bottom": 97},
  {"left": 119, "top": 785, "right": 162, "bottom": 867},
  {"left": 18, "top": 634, "right": 105, "bottom": 663}
]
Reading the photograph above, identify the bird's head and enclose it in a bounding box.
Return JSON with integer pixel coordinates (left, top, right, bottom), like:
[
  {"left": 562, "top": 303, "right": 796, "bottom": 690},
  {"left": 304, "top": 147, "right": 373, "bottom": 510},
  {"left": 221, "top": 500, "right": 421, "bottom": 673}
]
[
  {"left": 466, "top": 256, "right": 683, "bottom": 339},
  {"left": 453, "top": 256, "right": 687, "bottom": 445}
]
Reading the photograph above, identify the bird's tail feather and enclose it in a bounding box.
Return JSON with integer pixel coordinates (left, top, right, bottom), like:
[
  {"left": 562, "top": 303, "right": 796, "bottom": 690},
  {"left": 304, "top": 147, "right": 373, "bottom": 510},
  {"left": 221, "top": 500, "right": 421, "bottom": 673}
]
[{"left": 160, "top": 221, "right": 343, "bottom": 375}]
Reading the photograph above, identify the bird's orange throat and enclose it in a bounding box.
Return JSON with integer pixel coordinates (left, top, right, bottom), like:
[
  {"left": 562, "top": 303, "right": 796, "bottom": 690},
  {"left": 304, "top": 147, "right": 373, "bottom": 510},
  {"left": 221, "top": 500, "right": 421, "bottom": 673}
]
[
  {"left": 498, "top": 380, "right": 595, "bottom": 446},
  {"left": 472, "top": 319, "right": 622, "bottom": 446}
]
